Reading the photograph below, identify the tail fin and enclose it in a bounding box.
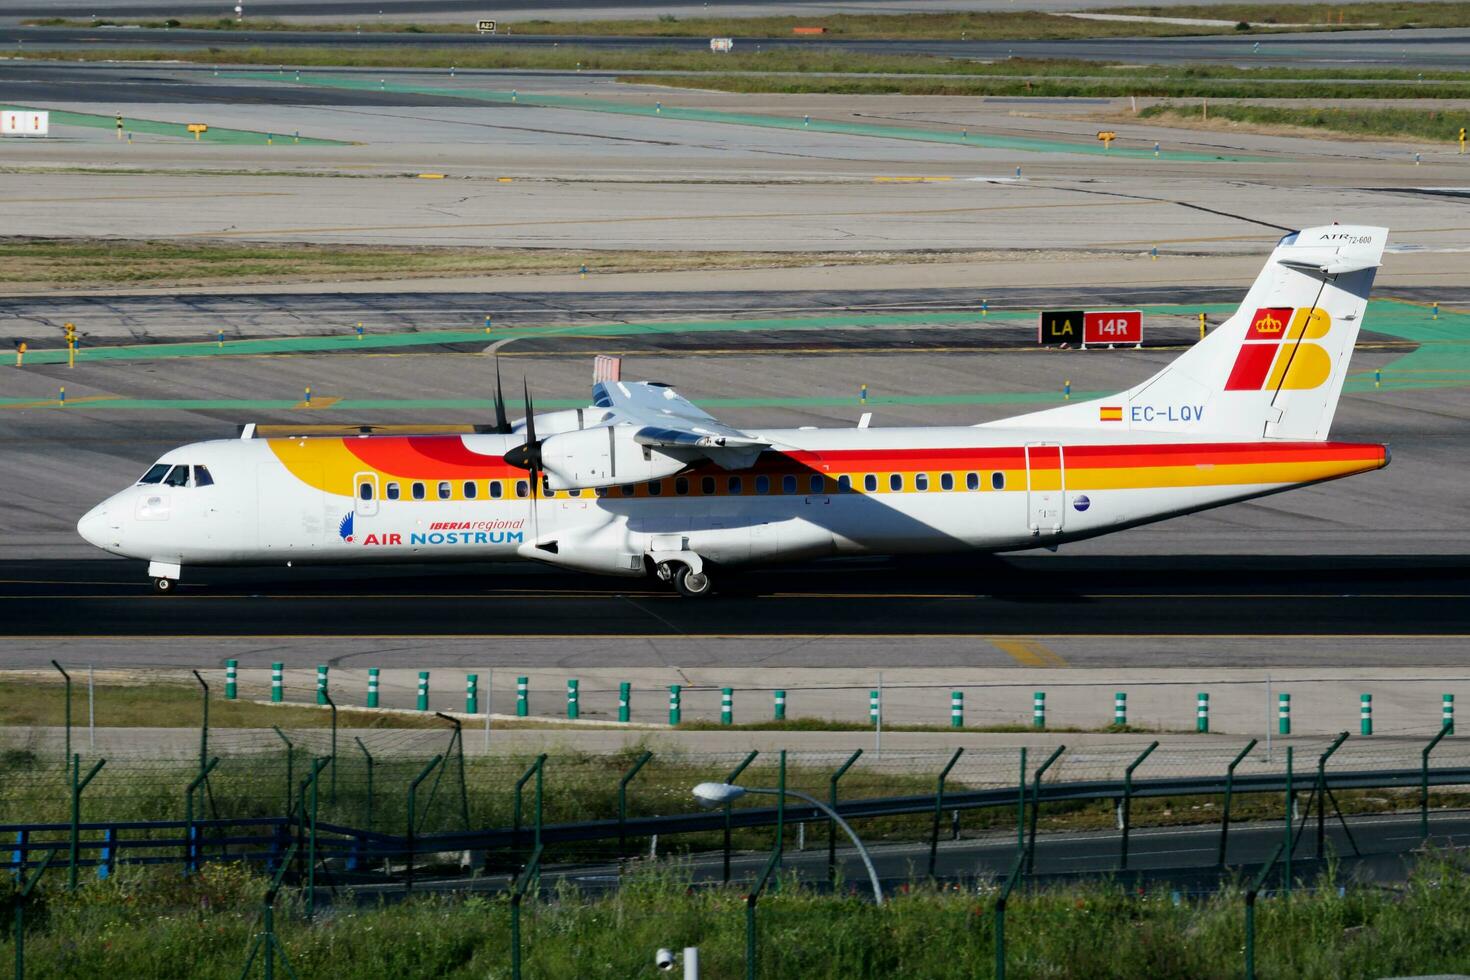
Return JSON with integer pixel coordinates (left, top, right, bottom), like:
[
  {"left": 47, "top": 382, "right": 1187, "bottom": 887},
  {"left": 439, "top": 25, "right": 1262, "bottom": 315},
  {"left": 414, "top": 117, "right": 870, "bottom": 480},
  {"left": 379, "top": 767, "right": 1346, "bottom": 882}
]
[{"left": 988, "top": 224, "right": 1387, "bottom": 441}]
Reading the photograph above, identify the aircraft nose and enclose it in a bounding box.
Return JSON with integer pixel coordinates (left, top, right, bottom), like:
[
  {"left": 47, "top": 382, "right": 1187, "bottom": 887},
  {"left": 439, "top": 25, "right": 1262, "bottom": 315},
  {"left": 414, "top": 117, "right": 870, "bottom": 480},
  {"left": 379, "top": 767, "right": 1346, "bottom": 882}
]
[{"left": 77, "top": 504, "right": 112, "bottom": 549}]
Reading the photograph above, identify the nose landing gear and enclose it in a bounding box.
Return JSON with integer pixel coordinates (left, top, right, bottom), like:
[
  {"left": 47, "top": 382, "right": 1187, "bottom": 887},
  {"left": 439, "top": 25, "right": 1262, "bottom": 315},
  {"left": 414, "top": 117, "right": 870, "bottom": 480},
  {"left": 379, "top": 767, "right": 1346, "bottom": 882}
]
[
  {"left": 147, "top": 560, "right": 181, "bottom": 595},
  {"left": 655, "top": 557, "right": 714, "bottom": 598},
  {"left": 152, "top": 577, "right": 176, "bottom": 594}
]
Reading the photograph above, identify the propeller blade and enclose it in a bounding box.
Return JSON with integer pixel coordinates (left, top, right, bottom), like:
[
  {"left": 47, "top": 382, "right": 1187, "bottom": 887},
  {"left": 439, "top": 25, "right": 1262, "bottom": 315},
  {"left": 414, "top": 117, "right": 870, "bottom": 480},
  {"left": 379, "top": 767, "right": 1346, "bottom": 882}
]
[
  {"left": 522, "top": 378, "right": 537, "bottom": 446},
  {"left": 492, "top": 356, "right": 511, "bottom": 434}
]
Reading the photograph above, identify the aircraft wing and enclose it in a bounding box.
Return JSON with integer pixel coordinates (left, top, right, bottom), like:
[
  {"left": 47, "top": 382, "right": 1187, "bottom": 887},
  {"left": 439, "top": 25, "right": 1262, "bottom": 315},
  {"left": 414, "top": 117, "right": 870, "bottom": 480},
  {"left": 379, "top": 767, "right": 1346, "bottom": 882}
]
[{"left": 592, "top": 379, "right": 769, "bottom": 459}]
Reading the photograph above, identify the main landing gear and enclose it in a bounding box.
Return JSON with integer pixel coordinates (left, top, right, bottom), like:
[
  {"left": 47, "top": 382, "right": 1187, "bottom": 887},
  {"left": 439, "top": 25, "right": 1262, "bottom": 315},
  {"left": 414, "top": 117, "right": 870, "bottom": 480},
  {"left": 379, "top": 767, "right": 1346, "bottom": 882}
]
[{"left": 656, "top": 560, "right": 714, "bottom": 598}]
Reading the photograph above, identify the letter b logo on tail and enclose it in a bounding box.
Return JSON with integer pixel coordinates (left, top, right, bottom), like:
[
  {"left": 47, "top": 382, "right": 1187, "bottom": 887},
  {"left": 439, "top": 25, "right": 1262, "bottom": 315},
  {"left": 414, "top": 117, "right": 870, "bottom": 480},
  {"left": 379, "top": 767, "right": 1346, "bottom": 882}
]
[{"left": 1226, "top": 307, "right": 1332, "bottom": 391}]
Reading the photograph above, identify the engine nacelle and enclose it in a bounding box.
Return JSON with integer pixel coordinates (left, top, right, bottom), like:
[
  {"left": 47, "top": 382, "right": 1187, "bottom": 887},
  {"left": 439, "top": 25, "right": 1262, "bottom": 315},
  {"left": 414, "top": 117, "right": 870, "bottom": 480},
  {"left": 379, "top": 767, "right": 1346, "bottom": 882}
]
[{"left": 538, "top": 425, "right": 687, "bottom": 490}]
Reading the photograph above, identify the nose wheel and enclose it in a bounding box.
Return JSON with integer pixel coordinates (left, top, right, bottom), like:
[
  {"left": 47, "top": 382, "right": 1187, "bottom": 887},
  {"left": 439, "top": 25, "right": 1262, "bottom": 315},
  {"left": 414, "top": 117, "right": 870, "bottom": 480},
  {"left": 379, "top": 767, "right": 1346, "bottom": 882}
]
[
  {"left": 151, "top": 577, "right": 176, "bottom": 594},
  {"left": 658, "top": 561, "right": 714, "bottom": 598}
]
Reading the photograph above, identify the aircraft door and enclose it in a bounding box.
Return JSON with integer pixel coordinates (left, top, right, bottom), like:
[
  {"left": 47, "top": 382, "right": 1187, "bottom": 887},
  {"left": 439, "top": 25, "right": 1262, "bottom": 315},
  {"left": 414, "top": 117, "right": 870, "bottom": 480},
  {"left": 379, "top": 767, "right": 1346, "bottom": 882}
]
[
  {"left": 354, "top": 472, "right": 380, "bottom": 517},
  {"left": 1024, "top": 443, "right": 1065, "bottom": 534}
]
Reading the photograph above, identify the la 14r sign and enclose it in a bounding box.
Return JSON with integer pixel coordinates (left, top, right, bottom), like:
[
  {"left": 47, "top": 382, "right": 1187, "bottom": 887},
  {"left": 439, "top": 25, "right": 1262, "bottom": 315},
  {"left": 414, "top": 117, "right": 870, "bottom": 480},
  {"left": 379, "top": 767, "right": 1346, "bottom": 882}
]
[{"left": 1083, "top": 310, "right": 1141, "bottom": 345}]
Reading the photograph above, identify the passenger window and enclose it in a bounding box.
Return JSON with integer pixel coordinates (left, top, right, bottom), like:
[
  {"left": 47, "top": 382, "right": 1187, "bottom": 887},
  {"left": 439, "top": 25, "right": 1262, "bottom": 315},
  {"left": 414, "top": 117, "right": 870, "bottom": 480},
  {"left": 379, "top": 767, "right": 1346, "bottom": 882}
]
[
  {"left": 701, "top": 476, "right": 716, "bottom": 495},
  {"left": 992, "top": 472, "right": 1006, "bottom": 491},
  {"left": 138, "top": 463, "right": 170, "bottom": 485},
  {"left": 358, "top": 480, "right": 374, "bottom": 501},
  {"left": 193, "top": 465, "right": 214, "bottom": 487},
  {"left": 779, "top": 475, "right": 794, "bottom": 494},
  {"left": 594, "top": 486, "right": 607, "bottom": 498},
  {"left": 386, "top": 482, "right": 401, "bottom": 500},
  {"left": 940, "top": 473, "right": 954, "bottom": 491},
  {"left": 810, "top": 475, "right": 825, "bottom": 494},
  {"left": 620, "top": 484, "right": 635, "bottom": 497},
  {"left": 966, "top": 472, "right": 980, "bottom": 491},
  {"left": 755, "top": 475, "right": 770, "bottom": 495},
  {"left": 464, "top": 481, "right": 477, "bottom": 500},
  {"left": 412, "top": 482, "right": 425, "bottom": 500},
  {"left": 728, "top": 476, "right": 743, "bottom": 495},
  {"left": 438, "top": 481, "right": 452, "bottom": 500},
  {"left": 648, "top": 481, "right": 663, "bottom": 496},
  {"left": 164, "top": 465, "right": 190, "bottom": 487},
  {"left": 864, "top": 474, "right": 877, "bottom": 493},
  {"left": 542, "top": 477, "right": 553, "bottom": 497},
  {"left": 516, "top": 480, "right": 528, "bottom": 499},
  {"left": 488, "top": 481, "right": 502, "bottom": 499},
  {"left": 675, "top": 477, "right": 689, "bottom": 496},
  {"left": 915, "top": 473, "right": 930, "bottom": 492},
  {"left": 889, "top": 474, "right": 903, "bottom": 492},
  {"left": 837, "top": 474, "right": 852, "bottom": 493},
  {"left": 569, "top": 488, "right": 582, "bottom": 497}
]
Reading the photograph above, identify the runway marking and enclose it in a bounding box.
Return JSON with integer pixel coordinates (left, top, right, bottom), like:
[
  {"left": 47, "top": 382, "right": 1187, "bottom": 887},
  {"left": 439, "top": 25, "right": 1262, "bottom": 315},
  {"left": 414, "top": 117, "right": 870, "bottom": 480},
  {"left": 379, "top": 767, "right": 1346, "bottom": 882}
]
[
  {"left": 991, "top": 639, "right": 1069, "bottom": 667},
  {"left": 14, "top": 193, "right": 291, "bottom": 204},
  {"left": 173, "top": 199, "right": 1157, "bottom": 240}
]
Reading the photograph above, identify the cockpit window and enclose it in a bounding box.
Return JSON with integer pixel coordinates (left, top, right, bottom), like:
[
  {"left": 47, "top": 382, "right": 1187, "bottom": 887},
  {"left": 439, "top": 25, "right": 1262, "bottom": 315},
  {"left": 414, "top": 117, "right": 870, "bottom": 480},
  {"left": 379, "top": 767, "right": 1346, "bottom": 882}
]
[
  {"left": 193, "top": 465, "right": 214, "bottom": 487},
  {"left": 163, "top": 465, "right": 190, "bottom": 487},
  {"left": 138, "top": 463, "right": 170, "bottom": 485}
]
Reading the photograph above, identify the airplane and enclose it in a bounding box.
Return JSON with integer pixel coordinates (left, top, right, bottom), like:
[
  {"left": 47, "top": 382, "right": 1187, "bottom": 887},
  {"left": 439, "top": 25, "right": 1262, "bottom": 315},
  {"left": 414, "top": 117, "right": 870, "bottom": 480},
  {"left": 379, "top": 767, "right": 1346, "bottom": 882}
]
[{"left": 78, "top": 224, "right": 1390, "bottom": 597}]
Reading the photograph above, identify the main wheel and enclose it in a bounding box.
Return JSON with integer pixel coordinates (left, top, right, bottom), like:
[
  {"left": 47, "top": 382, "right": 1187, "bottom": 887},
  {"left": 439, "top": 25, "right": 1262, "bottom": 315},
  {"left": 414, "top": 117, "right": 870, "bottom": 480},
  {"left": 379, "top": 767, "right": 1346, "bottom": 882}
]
[
  {"left": 672, "top": 564, "right": 713, "bottom": 598},
  {"left": 151, "top": 576, "right": 176, "bottom": 594}
]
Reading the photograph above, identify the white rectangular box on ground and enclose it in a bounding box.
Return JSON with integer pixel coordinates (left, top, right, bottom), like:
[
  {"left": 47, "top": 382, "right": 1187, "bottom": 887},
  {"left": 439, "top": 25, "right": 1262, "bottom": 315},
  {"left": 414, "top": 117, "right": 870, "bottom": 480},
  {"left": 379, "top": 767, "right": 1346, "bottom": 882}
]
[{"left": 1, "top": 110, "right": 49, "bottom": 137}]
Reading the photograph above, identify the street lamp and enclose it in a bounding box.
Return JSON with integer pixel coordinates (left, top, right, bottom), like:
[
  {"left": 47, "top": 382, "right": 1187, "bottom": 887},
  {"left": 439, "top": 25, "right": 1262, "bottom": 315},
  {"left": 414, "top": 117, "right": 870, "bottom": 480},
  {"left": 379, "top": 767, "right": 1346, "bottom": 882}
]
[{"left": 692, "top": 781, "right": 883, "bottom": 904}]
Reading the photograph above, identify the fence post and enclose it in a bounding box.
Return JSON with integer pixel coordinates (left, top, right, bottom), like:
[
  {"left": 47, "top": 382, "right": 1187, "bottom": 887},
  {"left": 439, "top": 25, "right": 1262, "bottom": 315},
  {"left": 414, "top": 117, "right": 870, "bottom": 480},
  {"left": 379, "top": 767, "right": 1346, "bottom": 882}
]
[
  {"left": 567, "top": 679, "right": 579, "bottom": 720},
  {"left": 225, "top": 660, "right": 238, "bottom": 700},
  {"left": 994, "top": 852, "right": 1025, "bottom": 980},
  {"left": 517, "top": 676, "right": 529, "bottom": 717},
  {"left": 1197, "top": 692, "right": 1209, "bottom": 733},
  {"left": 1119, "top": 741, "right": 1158, "bottom": 871},
  {"left": 355, "top": 736, "right": 374, "bottom": 834},
  {"left": 826, "top": 748, "right": 862, "bottom": 887},
  {"left": 774, "top": 689, "right": 786, "bottom": 721},
  {"left": 417, "top": 671, "right": 430, "bottom": 711},
  {"left": 1033, "top": 691, "right": 1046, "bottom": 729},
  {"left": 669, "top": 685, "right": 682, "bottom": 725},
  {"left": 1244, "top": 842, "right": 1285, "bottom": 980},
  {"left": 510, "top": 844, "right": 545, "bottom": 980},
  {"left": 1218, "top": 738, "right": 1259, "bottom": 866},
  {"left": 51, "top": 660, "right": 71, "bottom": 765},
  {"left": 724, "top": 749, "right": 760, "bottom": 883},
  {"left": 928, "top": 747, "right": 964, "bottom": 880},
  {"left": 618, "top": 682, "right": 631, "bottom": 723},
  {"left": 1025, "top": 745, "right": 1066, "bottom": 874},
  {"left": 406, "top": 753, "right": 446, "bottom": 892},
  {"left": 367, "top": 667, "right": 380, "bottom": 707},
  {"left": 272, "top": 725, "right": 294, "bottom": 816},
  {"left": 69, "top": 754, "right": 106, "bottom": 890},
  {"left": 316, "top": 664, "right": 329, "bottom": 705},
  {"left": 13, "top": 851, "right": 55, "bottom": 980},
  {"left": 1360, "top": 694, "right": 1372, "bottom": 735},
  {"left": 1444, "top": 693, "right": 1455, "bottom": 734},
  {"left": 182, "top": 756, "right": 220, "bottom": 876},
  {"left": 271, "top": 662, "right": 283, "bottom": 703},
  {"left": 1278, "top": 693, "right": 1291, "bottom": 735},
  {"left": 1015, "top": 747, "right": 1027, "bottom": 857},
  {"left": 722, "top": 687, "right": 734, "bottom": 725},
  {"left": 1422, "top": 724, "right": 1451, "bottom": 840},
  {"left": 951, "top": 690, "right": 964, "bottom": 728},
  {"left": 1283, "top": 746, "right": 1294, "bottom": 894},
  {"left": 1314, "top": 731, "right": 1353, "bottom": 859},
  {"left": 1114, "top": 692, "right": 1128, "bottom": 728},
  {"left": 617, "top": 750, "right": 654, "bottom": 854}
]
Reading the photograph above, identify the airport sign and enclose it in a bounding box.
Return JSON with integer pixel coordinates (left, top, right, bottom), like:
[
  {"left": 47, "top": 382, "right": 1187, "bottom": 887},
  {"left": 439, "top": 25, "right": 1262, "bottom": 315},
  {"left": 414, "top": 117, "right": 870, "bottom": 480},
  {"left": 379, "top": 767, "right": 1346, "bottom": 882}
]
[
  {"left": 1083, "top": 310, "right": 1142, "bottom": 346},
  {"left": 1037, "top": 309, "right": 1084, "bottom": 344},
  {"left": 477, "top": 19, "right": 497, "bottom": 34},
  {"left": 710, "top": 37, "right": 734, "bottom": 52}
]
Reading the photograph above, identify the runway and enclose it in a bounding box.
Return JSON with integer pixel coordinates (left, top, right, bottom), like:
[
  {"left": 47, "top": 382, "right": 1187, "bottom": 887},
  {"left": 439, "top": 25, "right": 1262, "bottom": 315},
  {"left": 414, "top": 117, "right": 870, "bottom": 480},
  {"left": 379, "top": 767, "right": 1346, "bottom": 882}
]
[
  {"left": 6, "top": 554, "right": 1469, "bottom": 639},
  {"left": 8, "top": 24, "right": 1470, "bottom": 69}
]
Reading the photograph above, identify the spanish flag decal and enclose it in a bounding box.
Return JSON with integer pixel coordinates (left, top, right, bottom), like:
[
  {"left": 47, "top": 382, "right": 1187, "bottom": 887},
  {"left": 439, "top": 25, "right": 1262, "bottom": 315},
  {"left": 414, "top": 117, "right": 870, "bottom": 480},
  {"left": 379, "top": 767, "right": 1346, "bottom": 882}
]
[{"left": 1099, "top": 406, "right": 1123, "bottom": 422}]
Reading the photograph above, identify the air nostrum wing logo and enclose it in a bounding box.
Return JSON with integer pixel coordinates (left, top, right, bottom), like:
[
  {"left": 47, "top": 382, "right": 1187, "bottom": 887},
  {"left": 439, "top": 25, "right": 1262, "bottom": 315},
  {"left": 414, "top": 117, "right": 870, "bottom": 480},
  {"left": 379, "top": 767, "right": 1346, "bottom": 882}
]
[
  {"left": 1225, "top": 307, "right": 1333, "bottom": 391},
  {"left": 338, "top": 511, "right": 354, "bottom": 542}
]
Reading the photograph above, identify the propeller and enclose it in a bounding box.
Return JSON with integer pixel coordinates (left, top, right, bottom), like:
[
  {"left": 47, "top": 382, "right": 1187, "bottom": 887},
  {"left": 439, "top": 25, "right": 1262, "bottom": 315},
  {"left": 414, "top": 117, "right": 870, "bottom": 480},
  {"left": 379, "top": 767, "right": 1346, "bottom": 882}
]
[
  {"left": 504, "top": 379, "right": 543, "bottom": 538},
  {"left": 489, "top": 355, "right": 513, "bottom": 435}
]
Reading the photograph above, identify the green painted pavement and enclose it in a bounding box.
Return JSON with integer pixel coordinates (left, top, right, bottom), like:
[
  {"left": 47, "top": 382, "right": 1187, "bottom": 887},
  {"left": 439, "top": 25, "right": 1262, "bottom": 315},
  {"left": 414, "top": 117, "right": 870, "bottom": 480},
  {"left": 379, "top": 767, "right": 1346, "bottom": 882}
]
[
  {"left": 230, "top": 71, "right": 1264, "bottom": 162},
  {"left": 1, "top": 104, "right": 348, "bottom": 145}
]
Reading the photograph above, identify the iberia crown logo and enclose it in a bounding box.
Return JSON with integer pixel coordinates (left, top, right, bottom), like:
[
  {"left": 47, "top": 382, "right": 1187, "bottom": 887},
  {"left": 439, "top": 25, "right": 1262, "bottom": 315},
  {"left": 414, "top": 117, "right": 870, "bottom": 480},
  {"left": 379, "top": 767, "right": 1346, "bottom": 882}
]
[{"left": 1252, "top": 310, "right": 1284, "bottom": 333}]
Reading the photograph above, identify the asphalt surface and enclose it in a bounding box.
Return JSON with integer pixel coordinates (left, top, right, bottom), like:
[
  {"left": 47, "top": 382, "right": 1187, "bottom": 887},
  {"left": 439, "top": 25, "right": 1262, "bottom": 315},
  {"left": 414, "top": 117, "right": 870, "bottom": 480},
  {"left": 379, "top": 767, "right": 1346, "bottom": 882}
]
[
  {"left": 5, "top": 554, "right": 1468, "bottom": 638},
  {"left": 9, "top": 24, "right": 1470, "bottom": 69}
]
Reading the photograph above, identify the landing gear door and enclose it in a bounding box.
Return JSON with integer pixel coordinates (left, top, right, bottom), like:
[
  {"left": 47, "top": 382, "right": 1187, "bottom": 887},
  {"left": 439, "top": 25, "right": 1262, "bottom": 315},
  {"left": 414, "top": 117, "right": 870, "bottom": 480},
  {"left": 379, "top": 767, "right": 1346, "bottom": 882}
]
[
  {"left": 1025, "top": 443, "right": 1065, "bottom": 534},
  {"left": 354, "top": 472, "right": 379, "bottom": 517}
]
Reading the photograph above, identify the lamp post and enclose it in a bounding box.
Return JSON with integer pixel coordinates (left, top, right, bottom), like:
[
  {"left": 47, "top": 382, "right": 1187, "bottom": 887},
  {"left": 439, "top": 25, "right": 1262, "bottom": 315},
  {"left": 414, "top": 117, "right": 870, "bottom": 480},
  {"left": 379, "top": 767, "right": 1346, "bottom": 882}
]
[{"left": 692, "top": 782, "right": 883, "bottom": 904}]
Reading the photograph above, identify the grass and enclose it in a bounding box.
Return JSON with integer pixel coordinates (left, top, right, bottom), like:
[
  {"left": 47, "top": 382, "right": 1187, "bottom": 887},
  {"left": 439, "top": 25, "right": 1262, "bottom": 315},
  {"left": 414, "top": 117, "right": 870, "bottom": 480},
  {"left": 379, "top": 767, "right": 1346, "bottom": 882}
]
[
  {"left": 1140, "top": 102, "right": 1470, "bottom": 142},
  {"left": 8, "top": 858, "right": 1470, "bottom": 978},
  {"left": 1103, "top": 1, "right": 1470, "bottom": 29},
  {"left": 0, "top": 238, "right": 985, "bottom": 289}
]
